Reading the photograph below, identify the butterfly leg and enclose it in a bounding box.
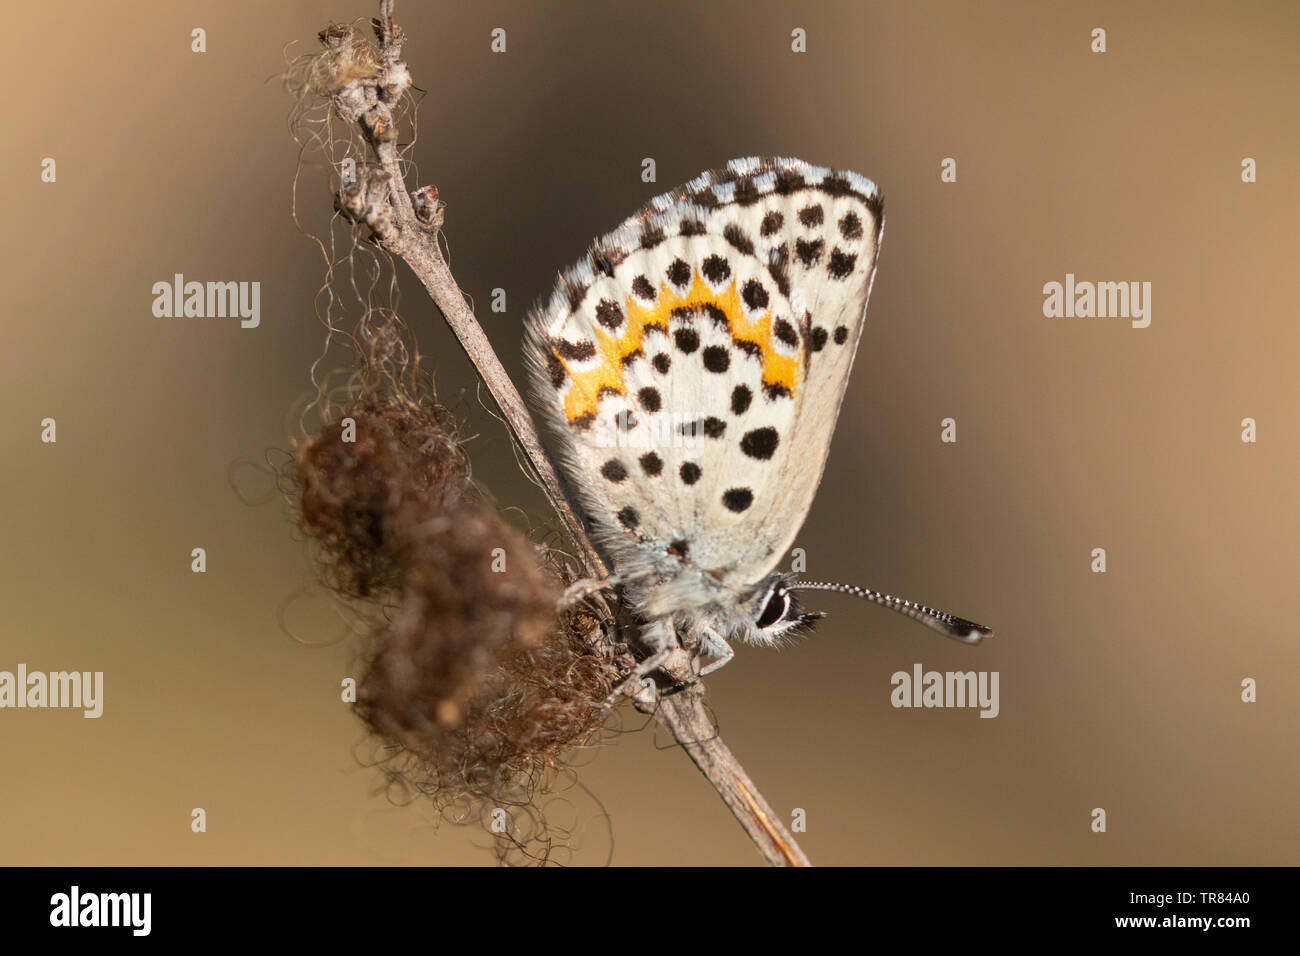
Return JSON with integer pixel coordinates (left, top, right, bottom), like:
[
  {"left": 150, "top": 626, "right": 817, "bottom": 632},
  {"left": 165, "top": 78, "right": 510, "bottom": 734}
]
[
  {"left": 599, "top": 616, "right": 674, "bottom": 709},
  {"left": 602, "top": 647, "right": 669, "bottom": 709},
  {"left": 601, "top": 620, "right": 734, "bottom": 710},
  {"left": 558, "top": 573, "right": 625, "bottom": 611},
  {"left": 697, "top": 626, "right": 735, "bottom": 676}
]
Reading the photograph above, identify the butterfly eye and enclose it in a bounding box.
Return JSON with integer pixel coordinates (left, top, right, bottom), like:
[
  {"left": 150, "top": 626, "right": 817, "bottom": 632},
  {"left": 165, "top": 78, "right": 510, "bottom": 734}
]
[{"left": 755, "top": 585, "right": 791, "bottom": 629}]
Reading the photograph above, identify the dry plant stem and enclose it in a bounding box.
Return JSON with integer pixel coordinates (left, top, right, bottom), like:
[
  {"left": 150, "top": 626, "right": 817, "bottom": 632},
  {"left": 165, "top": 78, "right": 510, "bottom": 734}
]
[
  {"left": 354, "top": 0, "right": 810, "bottom": 866},
  {"left": 660, "top": 691, "right": 812, "bottom": 867},
  {"left": 380, "top": 185, "right": 607, "bottom": 576},
  {"left": 394, "top": 259, "right": 601, "bottom": 572}
]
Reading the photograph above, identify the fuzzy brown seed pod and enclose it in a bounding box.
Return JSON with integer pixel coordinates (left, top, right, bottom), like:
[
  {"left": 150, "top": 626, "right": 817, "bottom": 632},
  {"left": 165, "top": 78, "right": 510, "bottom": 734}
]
[
  {"left": 288, "top": 315, "right": 627, "bottom": 859},
  {"left": 295, "top": 397, "right": 469, "bottom": 599},
  {"left": 361, "top": 499, "right": 561, "bottom": 740}
]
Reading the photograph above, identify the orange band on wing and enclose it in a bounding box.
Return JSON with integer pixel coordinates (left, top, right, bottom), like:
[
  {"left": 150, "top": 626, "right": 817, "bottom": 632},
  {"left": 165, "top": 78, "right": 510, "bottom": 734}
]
[{"left": 556, "top": 271, "right": 801, "bottom": 423}]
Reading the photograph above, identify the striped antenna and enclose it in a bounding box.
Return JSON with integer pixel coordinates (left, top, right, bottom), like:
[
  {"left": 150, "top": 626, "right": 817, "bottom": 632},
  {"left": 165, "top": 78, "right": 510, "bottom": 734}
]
[{"left": 790, "top": 581, "right": 992, "bottom": 645}]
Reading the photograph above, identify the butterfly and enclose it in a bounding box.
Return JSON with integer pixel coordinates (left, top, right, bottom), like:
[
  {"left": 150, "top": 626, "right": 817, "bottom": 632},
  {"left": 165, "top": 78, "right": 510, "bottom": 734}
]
[{"left": 525, "top": 157, "right": 990, "bottom": 678}]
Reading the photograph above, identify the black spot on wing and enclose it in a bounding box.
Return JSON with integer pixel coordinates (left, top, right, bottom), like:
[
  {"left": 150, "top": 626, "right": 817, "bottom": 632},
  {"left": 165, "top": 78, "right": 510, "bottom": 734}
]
[
  {"left": 773, "top": 169, "right": 803, "bottom": 195},
  {"left": 667, "top": 258, "right": 692, "bottom": 288},
  {"left": 731, "top": 384, "right": 752, "bottom": 415},
  {"left": 733, "top": 177, "right": 761, "bottom": 206},
  {"left": 741, "top": 279, "right": 769, "bottom": 312},
  {"left": 595, "top": 299, "right": 623, "bottom": 331},
  {"left": 547, "top": 352, "right": 565, "bottom": 388},
  {"left": 722, "top": 488, "right": 754, "bottom": 512},
  {"left": 691, "top": 188, "right": 720, "bottom": 210},
  {"left": 798, "top": 204, "right": 824, "bottom": 227},
  {"left": 740, "top": 427, "right": 780, "bottom": 460},
  {"left": 701, "top": 254, "right": 731, "bottom": 285},
  {"left": 763, "top": 383, "right": 792, "bottom": 400},
  {"left": 723, "top": 223, "right": 754, "bottom": 256},
  {"left": 839, "top": 211, "right": 864, "bottom": 240},
  {"left": 822, "top": 174, "right": 854, "bottom": 198},
  {"left": 828, "top": 248, "right": 856, "bottom": 280},
  {"left": 679, "top": 417, "right": 726, "bottom": 439},
  {"left": 795, "top": 238, "right": 824, "bottom": 267},
  {"left": 553, "top": 338, "right": 596, "bottom": 361},
  {"left": 773, "top": 318, "right": 799, "bottom": 348},
  {"left": 702, "top": 303, "right": 730, "bottom": 328},
  {"left": 702, "top": 345, "right": 730, "bottom": 373}
]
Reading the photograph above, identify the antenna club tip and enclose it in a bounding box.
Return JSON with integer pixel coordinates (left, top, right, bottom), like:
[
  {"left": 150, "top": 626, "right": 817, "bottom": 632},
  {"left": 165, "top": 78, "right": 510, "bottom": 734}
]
[{"left": 949, "top": 618, "right": 993, "bottom": 644}]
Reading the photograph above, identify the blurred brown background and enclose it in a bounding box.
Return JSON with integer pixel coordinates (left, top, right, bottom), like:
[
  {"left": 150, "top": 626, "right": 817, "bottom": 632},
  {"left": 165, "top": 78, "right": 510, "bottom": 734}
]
[{"left": 3, "top": 0, "right": 1297, "bottom": 865}]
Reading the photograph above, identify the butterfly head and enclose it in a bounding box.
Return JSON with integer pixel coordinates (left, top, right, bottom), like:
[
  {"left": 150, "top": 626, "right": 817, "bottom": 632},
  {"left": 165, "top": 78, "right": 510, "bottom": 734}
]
[{"left": 746, "top": 573, "right": 825, "bottom": 645}]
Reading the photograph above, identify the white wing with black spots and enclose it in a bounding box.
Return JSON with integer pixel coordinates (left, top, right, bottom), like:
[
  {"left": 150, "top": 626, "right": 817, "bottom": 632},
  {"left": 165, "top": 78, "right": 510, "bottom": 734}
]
[{"left": 524, "top": 156, "right": 883, "bottom": 631}]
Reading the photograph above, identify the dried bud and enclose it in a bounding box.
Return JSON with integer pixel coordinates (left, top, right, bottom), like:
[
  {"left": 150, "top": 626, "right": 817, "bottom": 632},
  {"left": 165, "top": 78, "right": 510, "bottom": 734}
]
[{"left": 411, "top": 185, "right": 443, "bottom": 227}]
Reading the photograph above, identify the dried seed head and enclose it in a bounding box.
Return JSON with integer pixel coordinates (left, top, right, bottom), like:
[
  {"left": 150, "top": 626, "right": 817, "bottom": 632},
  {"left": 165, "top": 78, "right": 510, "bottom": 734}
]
[{"left": 287, "top": 313, "right": 628, "bottom": 863}]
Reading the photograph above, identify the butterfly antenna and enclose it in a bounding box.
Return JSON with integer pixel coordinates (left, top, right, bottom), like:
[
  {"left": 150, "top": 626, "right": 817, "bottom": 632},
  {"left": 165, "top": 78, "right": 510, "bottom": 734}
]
[{"left": 790, "top": 581, "right": 992, "bottom": 645}]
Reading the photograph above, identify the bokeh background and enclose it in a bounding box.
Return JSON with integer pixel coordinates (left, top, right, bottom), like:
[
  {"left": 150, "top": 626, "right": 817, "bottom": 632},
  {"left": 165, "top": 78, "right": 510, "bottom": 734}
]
[{"left": 4, "top": 0, "right": 1297, "bottom": 865}]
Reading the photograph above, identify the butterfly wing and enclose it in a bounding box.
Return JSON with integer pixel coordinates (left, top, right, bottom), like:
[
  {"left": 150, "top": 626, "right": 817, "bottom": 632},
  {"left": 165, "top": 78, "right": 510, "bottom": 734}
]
[{"left": 525, "top": 156, "right": 883, "bottom": 596}]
